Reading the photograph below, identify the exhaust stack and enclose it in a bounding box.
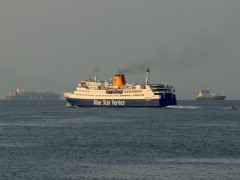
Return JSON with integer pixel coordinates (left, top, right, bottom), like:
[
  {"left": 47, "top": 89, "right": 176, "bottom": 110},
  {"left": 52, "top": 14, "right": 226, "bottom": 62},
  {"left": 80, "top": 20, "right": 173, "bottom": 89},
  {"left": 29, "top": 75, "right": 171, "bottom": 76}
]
[{"left": 112, "top": 74, "right": 126, "bottom": 86}]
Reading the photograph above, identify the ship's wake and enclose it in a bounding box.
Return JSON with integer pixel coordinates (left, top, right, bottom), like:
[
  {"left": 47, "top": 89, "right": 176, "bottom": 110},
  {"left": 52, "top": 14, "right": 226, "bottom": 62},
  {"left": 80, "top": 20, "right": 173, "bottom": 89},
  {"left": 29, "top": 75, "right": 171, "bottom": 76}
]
[
  {"left": 166, "top": 105, "right": 238, "bottom": 110},
  {"left": 166, "top": 105, "right": 200, "bottom": 109},
  {"left": 66, "top": 103, "right": 79, "bottom": 108}
]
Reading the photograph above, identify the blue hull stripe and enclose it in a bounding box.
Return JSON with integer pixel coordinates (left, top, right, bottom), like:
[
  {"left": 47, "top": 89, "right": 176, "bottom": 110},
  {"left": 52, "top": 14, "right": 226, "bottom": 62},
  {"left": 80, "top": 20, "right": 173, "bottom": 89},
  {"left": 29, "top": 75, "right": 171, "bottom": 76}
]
[{"left": 66, "top": 93, "right": 177, "bottom": 107}]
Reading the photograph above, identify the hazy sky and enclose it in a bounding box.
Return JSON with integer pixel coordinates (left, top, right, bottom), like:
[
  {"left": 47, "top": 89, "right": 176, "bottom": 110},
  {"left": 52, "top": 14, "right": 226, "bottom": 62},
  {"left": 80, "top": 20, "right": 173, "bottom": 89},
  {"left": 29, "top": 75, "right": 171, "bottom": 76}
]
[{"left": 1, "top": 0, "right": 240, "bottom": 99}]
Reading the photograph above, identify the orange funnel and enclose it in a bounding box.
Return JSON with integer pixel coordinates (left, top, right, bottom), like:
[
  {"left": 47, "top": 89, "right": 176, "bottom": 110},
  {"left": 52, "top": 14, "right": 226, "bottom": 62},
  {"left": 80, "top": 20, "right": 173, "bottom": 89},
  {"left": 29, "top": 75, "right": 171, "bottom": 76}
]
[{"left": 112, "top": 74, "right": 126, "bottom": 86}]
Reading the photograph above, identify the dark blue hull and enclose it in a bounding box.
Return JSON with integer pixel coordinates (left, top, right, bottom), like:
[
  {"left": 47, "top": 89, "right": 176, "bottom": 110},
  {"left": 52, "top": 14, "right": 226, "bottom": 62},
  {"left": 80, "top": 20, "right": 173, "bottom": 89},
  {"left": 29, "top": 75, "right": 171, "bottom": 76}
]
[{"left": 66, "top": 93, "right": 176, "bottom": 107}]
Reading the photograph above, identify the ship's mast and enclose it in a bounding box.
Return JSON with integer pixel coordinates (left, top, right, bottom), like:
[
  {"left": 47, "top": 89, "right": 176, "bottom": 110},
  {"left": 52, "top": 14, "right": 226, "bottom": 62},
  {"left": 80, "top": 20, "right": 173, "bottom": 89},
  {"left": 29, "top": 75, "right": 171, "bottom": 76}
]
[
  {"left": 93, "top": 67, "right": 99, "bottom": 81},
  {"left": 145, "top": 68, "right": 150, "bottom": 85}
]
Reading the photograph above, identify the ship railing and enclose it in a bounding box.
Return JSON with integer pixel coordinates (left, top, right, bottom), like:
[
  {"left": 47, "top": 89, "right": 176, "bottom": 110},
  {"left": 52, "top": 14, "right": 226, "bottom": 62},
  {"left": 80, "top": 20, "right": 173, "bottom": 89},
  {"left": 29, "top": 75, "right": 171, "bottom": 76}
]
[
  {"left": 106, "top": 89, "right": 123, "bottom": 94},
  {"left": 152, "top": 89, "right": 175, "bottom": 93},
  {"left": 152, "top": 88, "right": 174, "bottom": 91}
]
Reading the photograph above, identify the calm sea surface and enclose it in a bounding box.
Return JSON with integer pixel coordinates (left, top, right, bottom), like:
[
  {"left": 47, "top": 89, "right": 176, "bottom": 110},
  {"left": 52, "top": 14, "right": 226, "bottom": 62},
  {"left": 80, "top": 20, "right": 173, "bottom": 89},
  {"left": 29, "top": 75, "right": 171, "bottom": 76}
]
[{"left": 0, "top": 100, "right": 240, "bottom": 179}]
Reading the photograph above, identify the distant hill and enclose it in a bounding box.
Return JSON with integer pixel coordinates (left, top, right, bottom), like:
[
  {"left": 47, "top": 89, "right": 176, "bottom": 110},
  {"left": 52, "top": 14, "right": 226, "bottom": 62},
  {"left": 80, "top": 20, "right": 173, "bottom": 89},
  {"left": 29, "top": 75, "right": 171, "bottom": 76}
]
[{"left": 0, "top": 66, "right": 74, "bottom": 100}]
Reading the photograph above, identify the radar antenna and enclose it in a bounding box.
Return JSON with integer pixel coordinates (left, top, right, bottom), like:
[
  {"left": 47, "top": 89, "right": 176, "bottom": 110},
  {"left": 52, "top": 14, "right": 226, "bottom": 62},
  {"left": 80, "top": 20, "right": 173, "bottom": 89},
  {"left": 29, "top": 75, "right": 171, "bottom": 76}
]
[{"left": 93, "top": 67, "right": 99, "bottom": 81}]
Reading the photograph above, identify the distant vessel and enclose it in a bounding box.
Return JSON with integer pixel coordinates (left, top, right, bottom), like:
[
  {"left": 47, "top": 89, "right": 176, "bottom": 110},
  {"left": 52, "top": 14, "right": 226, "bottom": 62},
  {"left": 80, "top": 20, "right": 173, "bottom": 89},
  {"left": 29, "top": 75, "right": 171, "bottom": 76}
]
[
  {"left": 196, "top": 89, "right": 226, "bottom": 100},
  {"left": 64, "top": 68, "right": 177, "bottom": 107},
  {"left": 6, "top": 88, "right": 60, "bottom": 100}
]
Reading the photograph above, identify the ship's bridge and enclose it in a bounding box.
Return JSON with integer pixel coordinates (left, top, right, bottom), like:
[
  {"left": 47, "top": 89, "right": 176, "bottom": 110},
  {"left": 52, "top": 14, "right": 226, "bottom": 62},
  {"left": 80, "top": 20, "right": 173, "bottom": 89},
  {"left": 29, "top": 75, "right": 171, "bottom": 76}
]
[{"left": 150, "top": 84, "right": 175, "bottom": 95}]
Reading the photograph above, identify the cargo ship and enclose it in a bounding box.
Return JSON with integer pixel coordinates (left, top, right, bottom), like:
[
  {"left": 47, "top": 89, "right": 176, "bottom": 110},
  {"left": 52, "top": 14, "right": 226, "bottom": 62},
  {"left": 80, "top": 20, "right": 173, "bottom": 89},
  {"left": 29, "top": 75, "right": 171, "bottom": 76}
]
[
  {"left": 196, "top": 89, "right": 226, "bottom": 100},
  {"left": 6, "top": 88, "right": 60, "bottom": 100},
  {"left": 64, "top": 68, "right": 177, "bottom": 107}
]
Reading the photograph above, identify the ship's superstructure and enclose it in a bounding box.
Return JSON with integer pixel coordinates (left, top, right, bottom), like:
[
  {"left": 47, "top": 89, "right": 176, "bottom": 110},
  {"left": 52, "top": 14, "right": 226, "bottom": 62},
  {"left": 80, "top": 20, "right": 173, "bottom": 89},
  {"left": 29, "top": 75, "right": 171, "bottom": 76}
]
[
  {"left": 196, "top": 89, "right": 226, "bottom": 100},
  {"left": 64, "top": 68, "right": 177, "bottom": 107},
  {"left": 6, "top": 88, "right": 60, "bottom": 100}
]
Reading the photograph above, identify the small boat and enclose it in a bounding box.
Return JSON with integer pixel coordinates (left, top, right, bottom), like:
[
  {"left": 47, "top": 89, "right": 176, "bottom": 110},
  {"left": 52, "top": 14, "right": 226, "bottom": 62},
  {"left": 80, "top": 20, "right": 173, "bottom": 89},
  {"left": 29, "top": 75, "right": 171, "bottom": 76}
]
[
  {"left": 229, "top": 106, "right": 238, "bottom": 110},
  {"left": 196, "top": 89, "right": 226, "bottom": 100}
]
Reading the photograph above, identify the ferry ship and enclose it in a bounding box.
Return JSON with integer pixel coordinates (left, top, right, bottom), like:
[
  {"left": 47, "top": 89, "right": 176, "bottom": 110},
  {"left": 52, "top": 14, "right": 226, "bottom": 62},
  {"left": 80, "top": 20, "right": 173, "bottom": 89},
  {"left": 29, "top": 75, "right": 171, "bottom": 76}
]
[
  {"left": 196, "top": 89, "right": 226, "bottom": 100},
  {"left": 6, "top": 88, "right": 60, "bottom": 100},
  {"left": 64, "top": 68, "right": 177, "bottom": 107}
]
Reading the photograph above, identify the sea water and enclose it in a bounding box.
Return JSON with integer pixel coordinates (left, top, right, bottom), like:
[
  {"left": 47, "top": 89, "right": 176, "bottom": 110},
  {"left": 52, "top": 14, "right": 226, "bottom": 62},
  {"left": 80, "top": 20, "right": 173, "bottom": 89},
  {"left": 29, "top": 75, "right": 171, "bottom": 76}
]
[{"left": 0, "top": 100, "right": 240, "bottom": 179}]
